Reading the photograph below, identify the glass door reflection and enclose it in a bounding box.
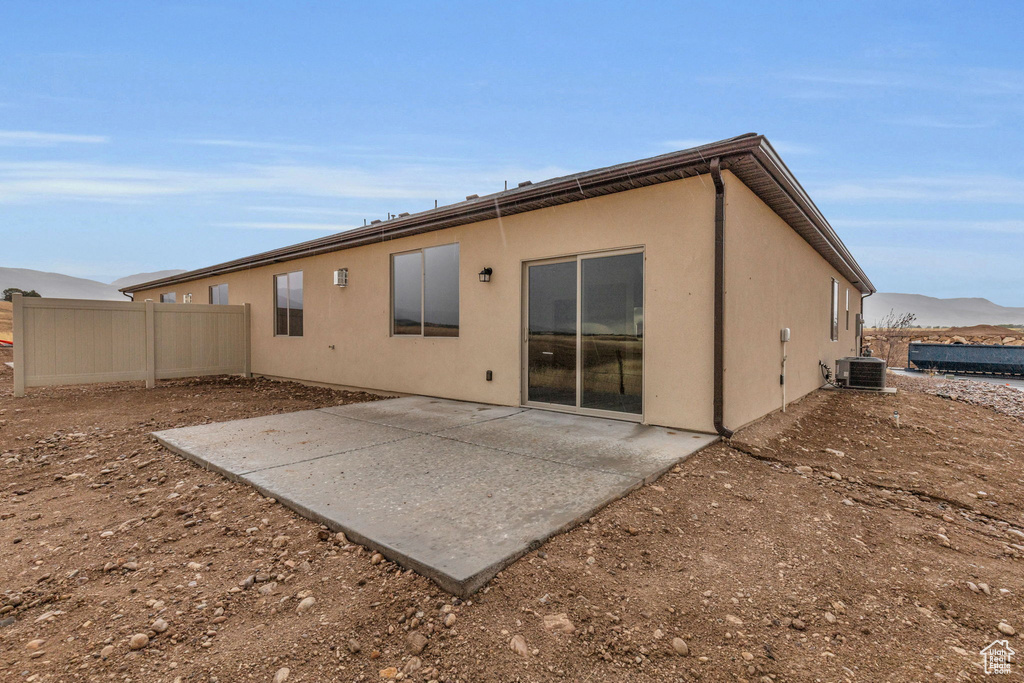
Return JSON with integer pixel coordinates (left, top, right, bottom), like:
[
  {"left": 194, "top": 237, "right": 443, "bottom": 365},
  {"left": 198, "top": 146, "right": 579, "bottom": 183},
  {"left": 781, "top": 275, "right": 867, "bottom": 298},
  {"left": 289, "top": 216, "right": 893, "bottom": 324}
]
[
  {"left": 526, "top": 260, "right": 577, "bottom": 406},
  {"left": 580, "top": 252, "right": 643, "bottom": 415},
  {"left": 525, "top": 250, "right": 643, "bottom": 417}
]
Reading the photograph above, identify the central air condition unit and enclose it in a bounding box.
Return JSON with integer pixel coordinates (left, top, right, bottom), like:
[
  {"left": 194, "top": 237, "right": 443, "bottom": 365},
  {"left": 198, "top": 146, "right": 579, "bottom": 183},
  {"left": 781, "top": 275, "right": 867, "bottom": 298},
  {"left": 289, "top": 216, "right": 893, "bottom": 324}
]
[
  {"left": 835, "top": 356, "right": 887, "bottom": 390},
  {"left": 333, "top": 268, "right": 348, "bottom": 287}
]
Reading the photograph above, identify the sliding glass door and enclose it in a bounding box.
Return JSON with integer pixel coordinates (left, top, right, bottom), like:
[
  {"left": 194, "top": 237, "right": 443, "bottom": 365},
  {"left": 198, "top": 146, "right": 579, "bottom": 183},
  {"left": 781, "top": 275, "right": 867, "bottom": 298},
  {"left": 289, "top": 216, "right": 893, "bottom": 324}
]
[{"left": 524, "top": 250, "right": 643, "bottom": 418}]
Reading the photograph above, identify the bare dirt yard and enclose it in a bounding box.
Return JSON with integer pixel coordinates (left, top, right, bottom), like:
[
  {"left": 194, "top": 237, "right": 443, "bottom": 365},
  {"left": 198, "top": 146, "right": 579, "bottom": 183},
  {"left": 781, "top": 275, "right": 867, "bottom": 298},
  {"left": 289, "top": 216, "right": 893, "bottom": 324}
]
[{"left": 2, "top": 347, "right": 1023, "bottom": 682}]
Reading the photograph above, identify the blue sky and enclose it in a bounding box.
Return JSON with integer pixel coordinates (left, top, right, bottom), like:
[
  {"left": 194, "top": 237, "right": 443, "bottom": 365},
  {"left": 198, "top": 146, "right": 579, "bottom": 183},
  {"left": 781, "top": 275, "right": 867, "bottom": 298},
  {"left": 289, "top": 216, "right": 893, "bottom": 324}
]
[{"left": 2, "top": 2, "right": 1023, "bottom": 302}]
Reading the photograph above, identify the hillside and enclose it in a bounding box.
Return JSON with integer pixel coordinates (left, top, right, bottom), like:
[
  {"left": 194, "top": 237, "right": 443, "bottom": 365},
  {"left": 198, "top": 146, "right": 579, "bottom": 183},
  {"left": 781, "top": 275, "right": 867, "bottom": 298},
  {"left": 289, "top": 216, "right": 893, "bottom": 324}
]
[
  {"left": 864, "top": 292, "right": 1024, "bottom": 328},
  {"left": 0, "top": 267, "right": 124, "bottom": 301},
  {"left": 110, "top": 269, "right": 187, "bottom": 290},
  {"left": 0, "top": 267, "right": 185, "bottom": 301}
]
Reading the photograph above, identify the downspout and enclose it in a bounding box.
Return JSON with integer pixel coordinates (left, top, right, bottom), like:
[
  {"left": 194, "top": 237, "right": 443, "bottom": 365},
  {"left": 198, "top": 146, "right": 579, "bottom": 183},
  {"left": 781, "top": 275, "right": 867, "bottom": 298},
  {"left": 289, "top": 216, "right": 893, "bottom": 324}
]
[
  {"left": 859, "top": 290, "right": 872, "bottom": 355},
  {"left": 710, "top": 158, "right": 733, "bottom": 438}
]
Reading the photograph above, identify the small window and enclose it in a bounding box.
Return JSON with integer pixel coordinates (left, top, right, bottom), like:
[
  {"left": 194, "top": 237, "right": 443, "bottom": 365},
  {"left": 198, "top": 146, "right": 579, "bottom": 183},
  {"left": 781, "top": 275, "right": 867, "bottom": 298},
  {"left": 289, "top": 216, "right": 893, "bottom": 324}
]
[
  {"left": 160, "top": 292, "right": 176, "bottom": 303},
  {"left": 391, "top": 244, "right": 459, "bottom": 337},
  {"left": 274, "top": 271, "right": 303, "bottom": 337},
  {"left": 209, "top": 283, "right": 229, "bottom": 305},
  {"left": 845, "top": 288, "right": 850, "bottom": 331},
  {"left": 830, "top": 279, "right": 839, "bottom": 341}
]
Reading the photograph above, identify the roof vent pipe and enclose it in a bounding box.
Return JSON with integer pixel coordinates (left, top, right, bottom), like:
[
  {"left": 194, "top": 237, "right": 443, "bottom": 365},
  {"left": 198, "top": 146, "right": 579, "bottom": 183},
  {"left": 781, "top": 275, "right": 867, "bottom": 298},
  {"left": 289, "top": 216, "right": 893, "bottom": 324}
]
[{"left": 710, "top": 157, "right": 733, "bottom": 439}]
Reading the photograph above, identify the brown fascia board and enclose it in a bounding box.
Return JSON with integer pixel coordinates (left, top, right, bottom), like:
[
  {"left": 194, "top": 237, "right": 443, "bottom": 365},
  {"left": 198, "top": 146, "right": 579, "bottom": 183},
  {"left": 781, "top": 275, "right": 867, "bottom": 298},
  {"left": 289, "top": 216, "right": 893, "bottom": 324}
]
[{"left": 122, "top": 133, "right": 874, "bottom": 295}]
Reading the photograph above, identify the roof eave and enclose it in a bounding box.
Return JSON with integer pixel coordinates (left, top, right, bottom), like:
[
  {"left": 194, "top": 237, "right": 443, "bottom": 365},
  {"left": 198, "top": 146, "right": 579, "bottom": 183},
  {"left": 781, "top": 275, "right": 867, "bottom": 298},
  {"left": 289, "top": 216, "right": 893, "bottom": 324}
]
[
  {"left": 750, "top": 140, "right": 875, "bottom": 294},
  {"left": 121, "top": 134, "right": 873, "bottom": 295}
]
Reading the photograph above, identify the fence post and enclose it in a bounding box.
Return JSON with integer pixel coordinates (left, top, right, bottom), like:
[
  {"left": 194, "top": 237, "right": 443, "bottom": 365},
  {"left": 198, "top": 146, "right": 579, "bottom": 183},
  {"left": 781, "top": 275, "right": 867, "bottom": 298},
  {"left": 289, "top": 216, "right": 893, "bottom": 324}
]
[
  {"left": 242, "top": 303, "right": 252, "bottom": 378},
  {"left": 12, "top": 293, "right": 25, "bottom": 398},
  {"left": 145, "top": 301, "right": 156, "bottom": 389}
]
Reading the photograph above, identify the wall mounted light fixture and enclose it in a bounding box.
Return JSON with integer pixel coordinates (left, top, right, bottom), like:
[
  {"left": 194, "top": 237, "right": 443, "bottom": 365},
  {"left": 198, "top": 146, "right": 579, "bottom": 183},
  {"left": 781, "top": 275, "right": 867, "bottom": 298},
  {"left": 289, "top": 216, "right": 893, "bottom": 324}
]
[{"left": 478, "top": 267, "right": 493, "bottom": 283}]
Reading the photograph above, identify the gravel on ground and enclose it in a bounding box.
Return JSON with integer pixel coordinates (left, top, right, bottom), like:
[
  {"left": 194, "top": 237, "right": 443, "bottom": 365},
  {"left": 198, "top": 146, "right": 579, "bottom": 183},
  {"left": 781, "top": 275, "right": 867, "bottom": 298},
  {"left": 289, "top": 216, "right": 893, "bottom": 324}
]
[{"left": 888, "top": 370, "right": 1024, "bottom": 422}]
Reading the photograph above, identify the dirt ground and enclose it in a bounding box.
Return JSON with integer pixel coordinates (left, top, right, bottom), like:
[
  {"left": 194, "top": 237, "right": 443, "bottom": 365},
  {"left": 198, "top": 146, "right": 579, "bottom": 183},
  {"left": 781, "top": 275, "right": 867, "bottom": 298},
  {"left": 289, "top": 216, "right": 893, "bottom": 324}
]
[{"left": 2, "top": 347, "right": 1023, "bottom": 682}]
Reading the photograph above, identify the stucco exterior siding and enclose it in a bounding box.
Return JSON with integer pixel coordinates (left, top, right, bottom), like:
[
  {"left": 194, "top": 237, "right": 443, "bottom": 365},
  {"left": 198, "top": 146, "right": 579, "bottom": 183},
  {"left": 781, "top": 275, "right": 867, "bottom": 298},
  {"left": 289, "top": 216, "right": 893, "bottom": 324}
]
[
  {"left": 134, "top": 175, "right": 720, "bottom": 432},
  {"left": 723, "top": 173, "right": 861, "bottom": 430}
]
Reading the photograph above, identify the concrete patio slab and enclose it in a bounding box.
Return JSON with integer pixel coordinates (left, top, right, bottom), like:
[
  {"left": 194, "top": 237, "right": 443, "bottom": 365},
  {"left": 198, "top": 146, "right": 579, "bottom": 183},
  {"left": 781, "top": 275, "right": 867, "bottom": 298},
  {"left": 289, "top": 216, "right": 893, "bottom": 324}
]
[
  {"left": 155, "top": 410, "right": 414, "bottom": 476},
  {"left": 318, "top": 395, "right": 526, "bottom": 433},
  {"left": 153, "top": 396, "right": 717, "bottom": 596},
  {"left": 435, "top": 408, "right": 719, "bottom": 483},
  {"left": 242, "top": 434, "right": 634, "bottom": 594}
]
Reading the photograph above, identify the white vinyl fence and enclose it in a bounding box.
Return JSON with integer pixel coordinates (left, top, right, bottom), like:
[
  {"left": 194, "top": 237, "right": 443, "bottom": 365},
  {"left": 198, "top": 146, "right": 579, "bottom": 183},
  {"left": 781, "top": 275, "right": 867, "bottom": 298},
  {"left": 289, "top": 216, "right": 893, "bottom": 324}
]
[{"left": 12, "top": 293, "right": 250, "bottom": 397}]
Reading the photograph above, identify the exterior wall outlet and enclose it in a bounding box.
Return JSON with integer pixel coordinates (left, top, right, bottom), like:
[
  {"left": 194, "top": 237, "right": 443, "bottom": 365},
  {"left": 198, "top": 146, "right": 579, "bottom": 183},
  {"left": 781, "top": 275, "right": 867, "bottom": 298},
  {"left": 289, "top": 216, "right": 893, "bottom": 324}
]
[{"left": 486, "top": 370, "right": 493, "bottom": 381}]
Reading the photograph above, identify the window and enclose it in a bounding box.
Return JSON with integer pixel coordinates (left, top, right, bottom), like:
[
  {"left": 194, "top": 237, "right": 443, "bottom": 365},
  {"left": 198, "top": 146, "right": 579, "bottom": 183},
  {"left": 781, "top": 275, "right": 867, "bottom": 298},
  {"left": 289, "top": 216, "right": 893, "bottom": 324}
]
[
  {"left": 391, "top": 243, "right": 459, "bottom": 337},
  {"left": 274, "top": 271, "right": 303, "bottom": 337},
  {"left": 209, "top": 283, "right": 229, "bottom": 305},
  {"left": 845, "top": 288, "right": 850, "bottom": 331},
  {"left": 160, "top": 292, "right": 176, "bottom": 303},
  {"left": 830, "top": 279, "right": 839, "bottom": 341}
]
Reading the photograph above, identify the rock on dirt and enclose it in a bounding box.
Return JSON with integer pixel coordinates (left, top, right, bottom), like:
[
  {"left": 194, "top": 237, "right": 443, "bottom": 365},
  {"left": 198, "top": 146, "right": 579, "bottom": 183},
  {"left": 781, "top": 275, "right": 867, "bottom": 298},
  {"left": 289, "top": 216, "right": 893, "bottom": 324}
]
[
  {"left": 407, "top": 631, "right": 428, "bottom": 655},
  {"left": 509, "top": 635, "right": 530, "bottom": 657},
  {"left": 542, "top": 613, "right": 575, "bottom": 634},
  {"left": 402, "top": 656, "right": 422, "bottom": 675}
]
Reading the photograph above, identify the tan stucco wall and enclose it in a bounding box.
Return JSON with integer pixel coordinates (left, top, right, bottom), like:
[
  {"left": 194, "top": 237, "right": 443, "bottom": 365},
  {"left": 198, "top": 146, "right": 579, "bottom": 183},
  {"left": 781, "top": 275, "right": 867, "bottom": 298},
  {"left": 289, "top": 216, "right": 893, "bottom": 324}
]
[
  {"left": 723, "top": 173, "right": 862, "bottom": 430},
  {"left": 134, "top": 171, "right": 867, "bottom": 434},
  {"left": 135, "top": 175, "right": 719, "bottom": 431}
]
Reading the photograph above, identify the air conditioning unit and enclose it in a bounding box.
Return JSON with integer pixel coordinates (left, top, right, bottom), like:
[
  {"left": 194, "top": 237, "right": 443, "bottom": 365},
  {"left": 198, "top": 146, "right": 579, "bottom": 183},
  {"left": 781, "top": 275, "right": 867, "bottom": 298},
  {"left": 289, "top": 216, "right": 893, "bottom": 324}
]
[
  {"left": 835, "top": 356, "right": 887, "bottom": 390},
  {"left": 334, "top": 268, "right": 348, "bottom": 287}
]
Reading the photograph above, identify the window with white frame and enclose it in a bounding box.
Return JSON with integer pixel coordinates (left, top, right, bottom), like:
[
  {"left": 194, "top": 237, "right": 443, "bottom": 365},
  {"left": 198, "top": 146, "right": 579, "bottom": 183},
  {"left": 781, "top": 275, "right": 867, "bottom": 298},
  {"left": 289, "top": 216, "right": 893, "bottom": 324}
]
[
  {"left": 391, "top": 243, "right": 459, "bottom": 337},
  {"left": 845, "top": 288, "right": 850, "bottom": 331},
  {"left": 830, "top": 279, "right": 839, "bottom": 341},
  {"left": 209, "top": 283, "right": 229, "bottom": 305},
  {"left": 274, "top": 271, "right": 303, "bottom": 337}
]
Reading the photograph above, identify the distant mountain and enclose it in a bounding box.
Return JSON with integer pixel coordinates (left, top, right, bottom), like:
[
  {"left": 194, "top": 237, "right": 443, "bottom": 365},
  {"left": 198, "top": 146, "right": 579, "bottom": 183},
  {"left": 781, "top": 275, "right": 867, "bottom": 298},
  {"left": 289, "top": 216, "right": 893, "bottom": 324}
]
[
  {"left": 1, "top": 267, "right": 185, "bottom": 301},
  {"left": 1, "top": 267, "right": 124, "bottom": 301},
  {"left": 110, "top": 269, "right": 187, "bottom": 290},
  {"left": 864, "top": 293, "right": 1024, "bottom": 328}
]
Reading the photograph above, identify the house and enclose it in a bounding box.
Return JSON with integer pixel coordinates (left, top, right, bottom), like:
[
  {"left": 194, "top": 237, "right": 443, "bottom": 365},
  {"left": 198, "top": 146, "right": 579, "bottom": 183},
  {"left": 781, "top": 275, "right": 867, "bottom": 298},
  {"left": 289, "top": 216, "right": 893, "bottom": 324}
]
[{"left": 123, "top": 134, "right": 873, "bottom": 435}]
